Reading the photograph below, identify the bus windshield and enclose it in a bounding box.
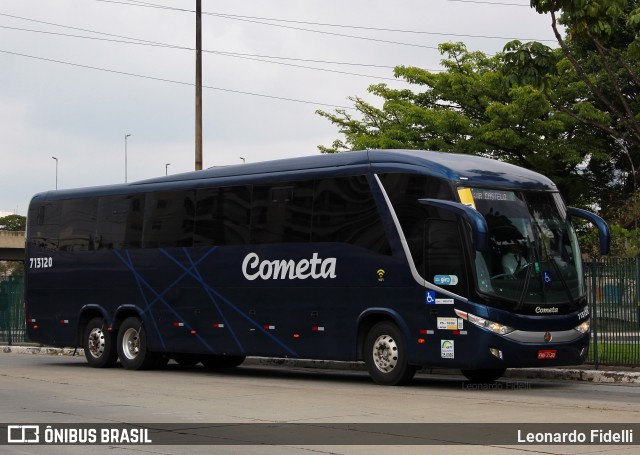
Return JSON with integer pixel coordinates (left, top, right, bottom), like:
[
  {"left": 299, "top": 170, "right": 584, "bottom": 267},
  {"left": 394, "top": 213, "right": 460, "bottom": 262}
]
[{"left": 466, "top": 188, "right": 585, "bottom": 308}]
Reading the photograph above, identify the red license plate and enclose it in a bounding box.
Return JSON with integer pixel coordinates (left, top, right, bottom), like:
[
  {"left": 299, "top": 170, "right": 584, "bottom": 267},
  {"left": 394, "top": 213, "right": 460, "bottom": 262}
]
[{"left": 537, "top": 350, "right": 557, "bottom": 360}]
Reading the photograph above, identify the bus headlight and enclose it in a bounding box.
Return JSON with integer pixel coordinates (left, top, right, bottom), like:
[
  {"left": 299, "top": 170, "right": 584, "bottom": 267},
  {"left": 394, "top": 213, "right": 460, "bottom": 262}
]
[
  {"left": 455, "top": 309, "right": 515, "bottom": 336},
  {"left": 574, "top": 320, "right": 590, "bottom": 334}
]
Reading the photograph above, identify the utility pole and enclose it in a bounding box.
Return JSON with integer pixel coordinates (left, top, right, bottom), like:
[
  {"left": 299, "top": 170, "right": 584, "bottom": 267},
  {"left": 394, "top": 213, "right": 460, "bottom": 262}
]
[{"left": 195, "top": 0, "right": 203, "bottom": 170}]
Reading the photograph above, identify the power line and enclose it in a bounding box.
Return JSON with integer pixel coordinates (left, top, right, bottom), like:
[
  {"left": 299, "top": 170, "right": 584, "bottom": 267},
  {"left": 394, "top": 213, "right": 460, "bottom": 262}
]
[
  {"left": 0, "top": 12, "right": 401, "bottom": 69},
  {"left": 0, "top": 48, "right": 356, "bottom": 110},
  {"left": 203, "top": 12, "right": 551, "bottom": 43},
  {"left": 93, "top": 0, "right": 549, "bottom": 47},
  {"left": 108, "top": 0, "right": 542, "bottom": 40},
  {"left": 0, "top": 24, "right": 421, "bottom": 81},
  {"left": 125, "top": 0, "right": 548, "bottom": 41}
]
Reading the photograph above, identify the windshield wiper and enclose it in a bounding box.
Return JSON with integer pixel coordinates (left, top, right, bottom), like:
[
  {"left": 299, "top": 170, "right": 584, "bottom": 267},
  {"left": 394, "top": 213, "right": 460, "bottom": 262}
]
[
  {"left": 546, "top": 253, "right": 575, "bottom": 305},
  {"left": 515, "top": 250, "right": 534, "bottom": 311}
]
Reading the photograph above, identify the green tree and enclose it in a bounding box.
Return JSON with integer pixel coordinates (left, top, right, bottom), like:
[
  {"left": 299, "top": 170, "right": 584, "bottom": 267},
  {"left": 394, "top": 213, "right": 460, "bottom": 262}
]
[
  {"left": 0, "top": 215, "right": 26, "bottom": 231},
  {"left": 503, "top": 0, "right": 640, "bottom": 199},
  {"left": 317, "top": 43, "right": 611, "bottom": 206}
]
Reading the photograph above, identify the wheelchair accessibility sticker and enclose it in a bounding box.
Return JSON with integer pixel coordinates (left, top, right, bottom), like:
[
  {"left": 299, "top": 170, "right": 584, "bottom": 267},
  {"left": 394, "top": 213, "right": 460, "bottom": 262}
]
[
  {"left": 426, "top": 290, "right": 454, "bottom": 305},
  {"left": 543, "top": 271, "right": 553, "bottom": 286}
]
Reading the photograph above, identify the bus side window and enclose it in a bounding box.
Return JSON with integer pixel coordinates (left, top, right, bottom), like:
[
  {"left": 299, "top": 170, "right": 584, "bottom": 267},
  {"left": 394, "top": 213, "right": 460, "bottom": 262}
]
[
  {"left": 194, "top": 186, "right": 251, "bottom": 246},
  {"left": 251, "top": 181, "right": 313, "bottom": 244},
  {"left": 95, "top": 194, "right": 145, "bottom": 250},
  {"left": 96, "top": 196, "right": 127, "bottom": 250},
  {"left": 378, "top": 173, "right": 454, "bottom": 271},
  {"left": 58, "top": 198, "right": 98, "bottom": 252},
  {"left": 142, "top": 190, "right": 195, "bottom": 248},
  {"left": 312, "top": 176, "right": 391, "bottom": 255},
  {"left": 29, "top": 202, "right": 62, "bottom": 252}
]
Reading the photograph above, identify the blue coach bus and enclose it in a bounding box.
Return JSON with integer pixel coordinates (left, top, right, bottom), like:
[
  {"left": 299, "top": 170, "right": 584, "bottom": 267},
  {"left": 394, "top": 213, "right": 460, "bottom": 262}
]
[{"left": 25, "top": 150, "right": 610, "bottom": 385}]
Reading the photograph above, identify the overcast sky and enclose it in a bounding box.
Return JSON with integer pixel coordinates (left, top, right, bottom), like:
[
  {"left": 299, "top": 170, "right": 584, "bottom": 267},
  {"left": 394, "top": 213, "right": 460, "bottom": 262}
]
[{"left": 0, "top": 0, "right": 557, "bottom": 216}]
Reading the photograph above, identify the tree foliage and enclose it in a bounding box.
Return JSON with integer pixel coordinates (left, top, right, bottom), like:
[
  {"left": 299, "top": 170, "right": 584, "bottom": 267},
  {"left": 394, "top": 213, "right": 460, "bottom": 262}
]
[
  {"left": 0, "top": 215, "right": 26, "bottom": 231},
  {"left": 501, "top": 0, "right": 640, "bottom": 255},
  {"left": 503, "top": 0, "right": 640, "bottom": 201},
  {"left": 317, "top": 43, "right": 612, "bottom": 206}
]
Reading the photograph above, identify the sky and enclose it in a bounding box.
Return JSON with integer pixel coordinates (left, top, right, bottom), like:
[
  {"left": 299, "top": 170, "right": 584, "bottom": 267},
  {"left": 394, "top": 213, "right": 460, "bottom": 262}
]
[{"left": 0, "top": 0, "right": 558, "bottom": 217}]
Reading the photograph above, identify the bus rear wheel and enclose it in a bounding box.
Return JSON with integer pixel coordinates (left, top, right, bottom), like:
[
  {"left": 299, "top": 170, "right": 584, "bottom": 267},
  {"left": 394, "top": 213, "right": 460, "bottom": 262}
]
[
  {"left": 461, "top": 368, "right": 506, "bottom": 382},
  {"left": 364, "top": 321, "right": 416, "bottom": 386},
  {"left": 83, "top": 317, "right": 117, "bottom": 368},
  {"left": 117, "top": 317, "right": 158, "bottom": 370}
]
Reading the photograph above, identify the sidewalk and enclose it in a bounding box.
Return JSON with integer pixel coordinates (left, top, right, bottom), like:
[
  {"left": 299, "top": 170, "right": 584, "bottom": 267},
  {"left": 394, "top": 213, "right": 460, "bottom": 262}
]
[{"left": 3, "top": 344, "right": 640, "bottom": 384}]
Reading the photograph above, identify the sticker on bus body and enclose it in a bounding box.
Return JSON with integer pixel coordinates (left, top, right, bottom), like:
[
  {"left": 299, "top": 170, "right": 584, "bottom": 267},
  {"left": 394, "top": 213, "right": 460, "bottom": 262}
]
[
  {"left": 434, "top": 275, "right": 458, "bottom": 286},
  {"left": 437, "top": 318, "right": 458, "bottom": 330},
  {"left": 426, "top": 291, "right": 454, "bottom": 305},
  {"left": 441, "top": 340, "right": 454, "bottom": 359}
]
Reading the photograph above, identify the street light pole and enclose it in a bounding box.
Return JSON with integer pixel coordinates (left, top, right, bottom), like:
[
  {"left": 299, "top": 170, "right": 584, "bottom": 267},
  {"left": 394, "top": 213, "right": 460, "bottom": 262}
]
[
  {"left": 165, "top": 163, "right": 171, "bottom": 176},
  {"left": 125, "top": 134, "right": 131, "bottom": 183},
  {"left": 51, "top": 156, "right": 58, "bottom": 189}
]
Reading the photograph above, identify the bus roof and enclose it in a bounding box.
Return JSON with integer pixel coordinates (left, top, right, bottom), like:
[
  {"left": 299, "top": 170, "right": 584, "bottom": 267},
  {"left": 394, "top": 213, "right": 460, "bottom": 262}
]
[{"left": 31, "top": 150, "right": 557, "bottom": 203}]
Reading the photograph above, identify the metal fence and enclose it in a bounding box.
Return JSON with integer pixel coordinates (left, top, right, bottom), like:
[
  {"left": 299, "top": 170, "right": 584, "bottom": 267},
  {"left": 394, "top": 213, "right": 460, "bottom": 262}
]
[
  {"left": 1, "top": 263, "right": 640, "bottom": 367},
  {"left": 585, "top": 258, "right": 640, "bottom": 367},
  {"left": 0, "top": 275, "right": 26, "bottom": 345}
]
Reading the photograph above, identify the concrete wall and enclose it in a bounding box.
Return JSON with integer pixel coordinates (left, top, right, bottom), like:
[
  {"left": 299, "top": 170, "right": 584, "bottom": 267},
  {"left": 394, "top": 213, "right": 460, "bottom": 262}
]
[{"left": 0, "top": 231, "right": 25, "bottom": 261}]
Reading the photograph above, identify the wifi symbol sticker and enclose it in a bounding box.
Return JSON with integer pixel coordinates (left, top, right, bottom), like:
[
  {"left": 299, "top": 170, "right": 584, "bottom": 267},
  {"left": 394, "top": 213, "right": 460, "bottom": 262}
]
[{"left": 377, "top": 269, "right": 385, "bottom": 282}]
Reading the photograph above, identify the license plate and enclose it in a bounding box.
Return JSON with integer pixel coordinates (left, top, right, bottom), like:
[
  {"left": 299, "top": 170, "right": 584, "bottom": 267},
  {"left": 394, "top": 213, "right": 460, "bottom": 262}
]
[{"left": 537, "top": 349, "right": 557, "bottom": 360}]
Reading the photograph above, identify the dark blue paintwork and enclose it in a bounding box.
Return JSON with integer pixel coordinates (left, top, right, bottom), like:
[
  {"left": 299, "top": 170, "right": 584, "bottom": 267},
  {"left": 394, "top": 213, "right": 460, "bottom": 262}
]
[
  {"left": 26, "top": 150, "right": 592, "bottom": 372},
  {"left": 29, "top": 150, "right": 557, "bottom": 204}
]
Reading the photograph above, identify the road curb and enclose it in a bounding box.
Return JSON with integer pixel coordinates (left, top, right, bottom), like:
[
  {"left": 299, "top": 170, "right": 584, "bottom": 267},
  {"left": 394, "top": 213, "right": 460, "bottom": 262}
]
[{"left": 3, "top": 345, "right": 639, "bottom": 384}]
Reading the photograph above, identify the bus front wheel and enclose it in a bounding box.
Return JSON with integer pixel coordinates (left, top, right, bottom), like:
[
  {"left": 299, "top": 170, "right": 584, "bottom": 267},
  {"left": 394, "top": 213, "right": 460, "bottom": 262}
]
[
  {"left": 364, "top": 321, "right": 416, "bottom": 386},
  {"left": 83, "top": 317, "right": 117, "bottom": 368},
  {"left": 117, "top": 317, "right": 158, "bottom": 370}
]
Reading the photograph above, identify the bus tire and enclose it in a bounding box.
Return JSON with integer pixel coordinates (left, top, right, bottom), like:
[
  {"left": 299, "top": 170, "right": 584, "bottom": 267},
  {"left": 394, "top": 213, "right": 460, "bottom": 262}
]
[
  {"left": 461, "top": 368, "right": 506, "bottom": 383},
  {"left": 364, "top": 321, "right": 416, "bottom": 386},
  {"left": 83, "top": 317, "right": 117, "bottom": 368},
  {"left": 117, "top": 317, "right": 158, "bottom": 370},
  {"left": 201, "top": 355, "right": 246, "bottom": 369}
]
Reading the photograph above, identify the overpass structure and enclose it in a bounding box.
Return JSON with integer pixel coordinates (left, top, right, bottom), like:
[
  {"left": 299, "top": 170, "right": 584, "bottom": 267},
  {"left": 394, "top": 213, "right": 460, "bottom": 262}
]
[{"left": 0, "top": 231, "right": 25, "bottom": 261}]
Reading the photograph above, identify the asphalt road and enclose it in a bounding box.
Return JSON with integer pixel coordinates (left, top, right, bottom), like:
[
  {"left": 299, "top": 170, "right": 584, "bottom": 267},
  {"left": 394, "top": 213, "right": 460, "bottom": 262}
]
[{"left": 1, "top": 352, "right": 639, "bottom": 454}]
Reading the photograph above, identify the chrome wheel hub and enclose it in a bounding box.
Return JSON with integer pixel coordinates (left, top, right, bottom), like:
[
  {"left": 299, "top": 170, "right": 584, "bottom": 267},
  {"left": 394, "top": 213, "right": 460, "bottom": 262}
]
[
  {"left": 87, "top": 327, "right": 105, "bottom": 358},
  {"left": 121, "top": 327, "right": 140, "bottom": 360},
  {"left": 372, "top": 334, "right": 398, "bottom": 373}
]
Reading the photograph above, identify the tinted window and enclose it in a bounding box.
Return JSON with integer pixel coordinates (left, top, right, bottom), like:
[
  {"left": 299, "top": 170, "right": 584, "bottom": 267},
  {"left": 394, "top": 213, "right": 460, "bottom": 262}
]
[
  {"left": 143, "top": 190, "right": 195, "bottom": 248},
  {"left": 380, "top": 173, "right": 466, "bottom": 293},
  {"left": 251, "top": 181, "right": 313, "bottom": 244},
  {"left": 380, "top": 173, "right": 454, "bottom": 267},
  {"left": 29, "top": 201, "right": 62, "bottom": 251},
  {"left": 95, "top": 194, "right": 144, "bottom": 249},
  {"left": 59, "top": 198, "right": 98, "bottom": 251},
  {"left": 194, "top": 186, "right": 251, "bottom": 246},
  {"left": 313, "top": 176, "right": 390, "bottom": 255}
]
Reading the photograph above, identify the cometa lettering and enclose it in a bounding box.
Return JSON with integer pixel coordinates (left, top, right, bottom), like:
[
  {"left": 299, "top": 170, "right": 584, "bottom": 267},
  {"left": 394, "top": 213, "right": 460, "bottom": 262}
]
[
  {"left": 535, "top": 307, "right": 559, "bottom": 314},
  {"left": 242, "top": 252, "right": 337, "bottom": 281}
]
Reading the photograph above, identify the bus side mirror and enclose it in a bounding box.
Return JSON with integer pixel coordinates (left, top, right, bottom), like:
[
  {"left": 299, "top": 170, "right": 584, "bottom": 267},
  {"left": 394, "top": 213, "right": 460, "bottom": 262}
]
[
  {"left": 567, "top": 207, "right": 611, "bottom": 255},
  {"left": 418, "top": 199, "right": 489, "bottom": 252}
]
